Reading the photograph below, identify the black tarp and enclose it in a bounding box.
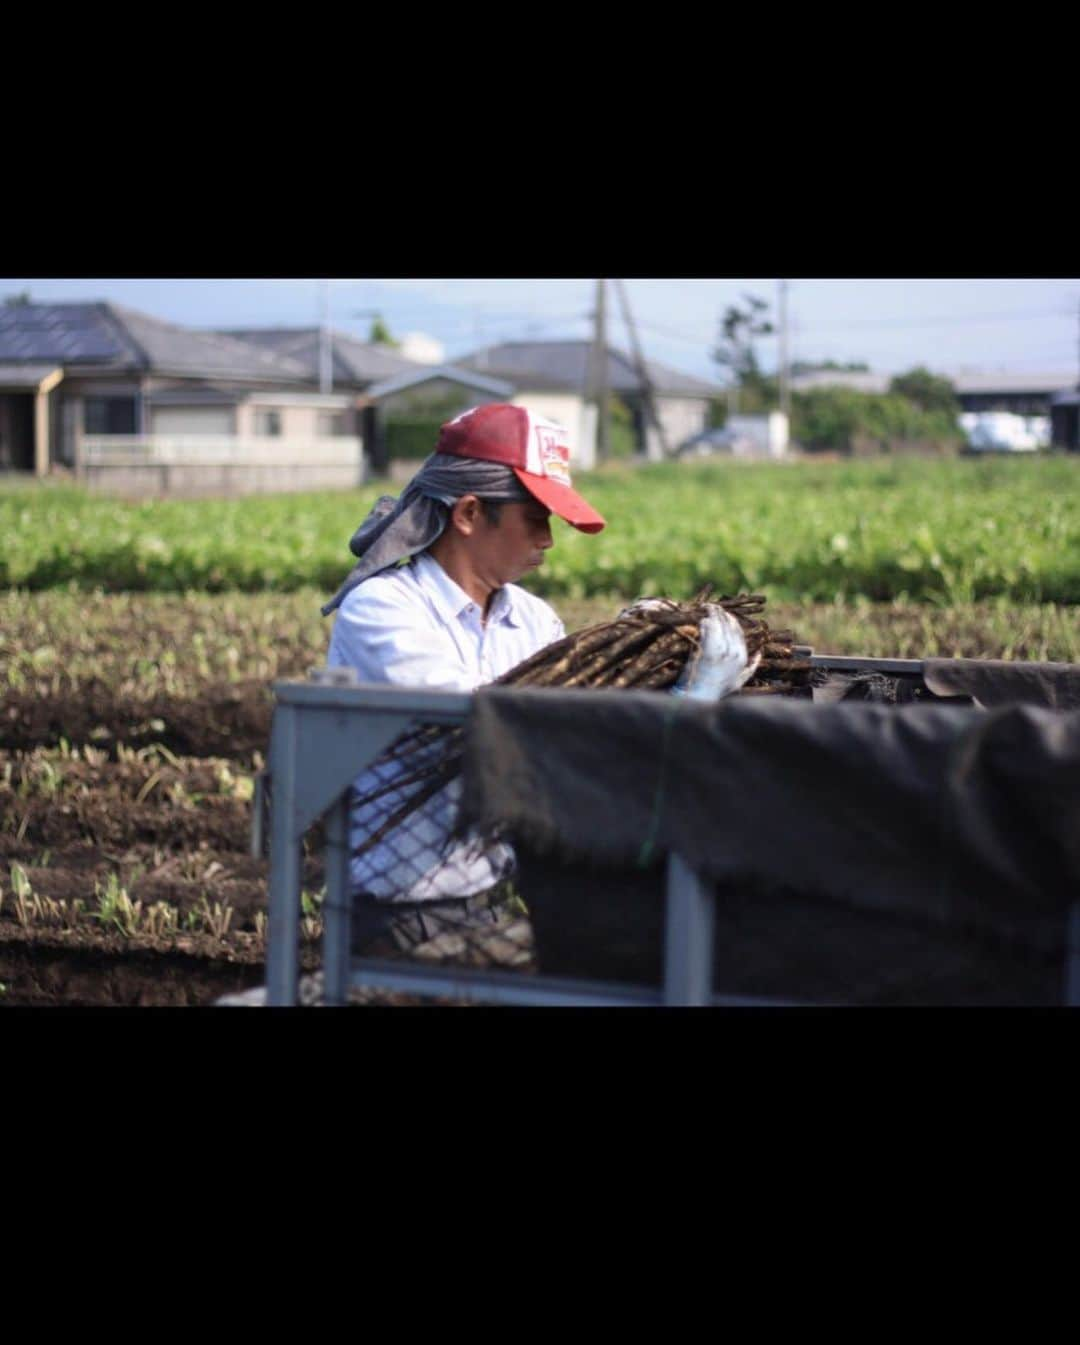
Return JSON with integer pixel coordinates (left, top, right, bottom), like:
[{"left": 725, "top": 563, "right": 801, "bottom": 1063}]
[
  {"left": 922, "top": 658, "right": 1080, "bottom": 710},
  {"left": 458, "top": 688, "right": 1080, "bottom": 1002}
]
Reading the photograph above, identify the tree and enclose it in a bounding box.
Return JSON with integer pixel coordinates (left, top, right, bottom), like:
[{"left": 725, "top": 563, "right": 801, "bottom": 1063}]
[
  {"left": 888, "top": 366, "right": 960, "bottom": 417},
  {"left": 792, "top": 386, "right": 964, "bottom": 453},
  {"left": 711, "top": 294, "right": 777, "bottom": 413},
  {"left": 368, "top": 315, "right": 400, "bottom": 348},
  {"left": 3, "top": 291, "right": 32, "bottom": 306}
]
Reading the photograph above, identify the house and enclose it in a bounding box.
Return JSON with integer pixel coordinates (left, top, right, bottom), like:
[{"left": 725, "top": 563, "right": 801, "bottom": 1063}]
[
  {"left": 218, "top": 328, "right": 514, "bottom": 476},
  {"left": 788, "top": 366, "right": 1076, "bottom": 417},
  {"left": 453, "top": 340, "right": 722, "bottom": 465},
  {"left": 1, "top": 304, "right": 725, "bottom": 493},
  {"left": 0, "top": 303, "right": 503, "bottom": 493},
  {"left": 0, "top": 302, "right": 358, "bottom": 489}
]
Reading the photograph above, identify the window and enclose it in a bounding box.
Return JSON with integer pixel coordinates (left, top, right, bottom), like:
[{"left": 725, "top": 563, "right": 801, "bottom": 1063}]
[
  {"left": 84, "top": 396, "right": 137, "bottom": 434},
  {"left": 254, "top": 409, "right": 282, "bottom": 436},
  {"left": 317, "top": 411, "right": 347, "bottom": 437}
]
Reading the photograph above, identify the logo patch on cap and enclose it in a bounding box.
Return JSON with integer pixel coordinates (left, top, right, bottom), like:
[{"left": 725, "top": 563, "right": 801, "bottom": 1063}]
[{"left": 535, "top": 425, "right": 571, "bottom": 485}]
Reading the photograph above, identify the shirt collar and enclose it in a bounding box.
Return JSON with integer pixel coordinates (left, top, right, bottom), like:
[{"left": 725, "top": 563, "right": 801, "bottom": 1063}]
[{"left": 416, "top": 551, "right": 521, "bottom": 628}]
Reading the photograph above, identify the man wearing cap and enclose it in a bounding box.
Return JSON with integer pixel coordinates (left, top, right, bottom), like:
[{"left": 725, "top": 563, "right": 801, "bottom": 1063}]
[{"left": 322, "top": 403, "right": 606, "bottom": 956}]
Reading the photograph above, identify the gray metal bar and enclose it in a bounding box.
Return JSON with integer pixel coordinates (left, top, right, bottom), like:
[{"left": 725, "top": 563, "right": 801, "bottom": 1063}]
[
  {"left": 809, "top": 654, "right": 926, "bottom": 675},
  {"left": 266, "top": 705, "right": 302, "bottom": 1006},
  {"left": 345, "top": 958, "right": 797, "bottom": 1008},
  {"left": 273, "top": 680, "right": 472, "bottom": 718},
  {"left": 1066, "top": 903, "right": 1080, "bottom": 1007},
  {"left": 321, "top": 791, "right": 352, "bottom": 1008},
  {"left": 663, "top": 852, "right": 715, "bottom": 1006},
  {"left": 277, "top": 705, "right": 442, "bottom": 838},
  {"left": 349, "top": 957, "right": 661, "bottom": 1006}
]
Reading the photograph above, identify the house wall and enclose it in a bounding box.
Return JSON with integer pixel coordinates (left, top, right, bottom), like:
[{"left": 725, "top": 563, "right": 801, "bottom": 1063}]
[
  {"left": 150, "top": 405, "right": 237, "bottom": 435},
  {"left": 510, "top": 392, "right": 598, "bottom": 472},
  {"left": 48, "top": 373, "right": 367, "bottom": 484},
  {"left": 245, "top": 396, "right": 358, "bottom": 438},
  {"left": 648, "top": 397, "right": 709, "bottom": 460},
  {"left": 61, "top": 395, "right": 81, "bottom": 469}
]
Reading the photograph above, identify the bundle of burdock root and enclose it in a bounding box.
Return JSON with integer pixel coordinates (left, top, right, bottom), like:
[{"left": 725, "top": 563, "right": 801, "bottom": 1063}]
[
  {"left": 352, "top": 588, "right": 811, "bottom": 857},
  {"left": 495, "top": 585, "right": 809, "bottom": 694}
]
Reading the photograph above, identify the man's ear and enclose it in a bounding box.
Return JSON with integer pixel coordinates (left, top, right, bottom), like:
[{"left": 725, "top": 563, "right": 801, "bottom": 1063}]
[{"left": 449, "top": 494, "right": 483, "bottom": 536}]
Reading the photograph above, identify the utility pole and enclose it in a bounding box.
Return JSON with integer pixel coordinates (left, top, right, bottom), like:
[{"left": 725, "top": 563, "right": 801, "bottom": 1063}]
[
  {"left": 319, "top": 280, "right": 333, "bottom": 394},
  {"left": 613, "top": 278, "right": 669, "bottom": 458},
  {"left": 778, "top": 279, "right": 791, "bottom": 422},
  {"left": 592, "top": 278, "right": 610, "bottom": 463}
]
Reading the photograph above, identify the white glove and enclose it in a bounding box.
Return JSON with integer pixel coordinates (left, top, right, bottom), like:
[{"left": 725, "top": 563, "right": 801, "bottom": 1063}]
[{"left": 672, "top": 605, "right": 758, "bottom": 702}]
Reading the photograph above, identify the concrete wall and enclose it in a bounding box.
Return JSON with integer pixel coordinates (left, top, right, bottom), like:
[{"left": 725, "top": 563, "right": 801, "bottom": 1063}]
[
  {"left": 728, "top": 412, "right": 790, "bottom": 457},
  {"left": 83, "top": 461, "right": 363, "bottom": 498}
]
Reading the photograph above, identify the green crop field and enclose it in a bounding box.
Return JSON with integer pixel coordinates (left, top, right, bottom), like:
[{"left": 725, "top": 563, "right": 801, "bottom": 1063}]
[
  {"left": 3, "top": 455, "right": 1079, "bottom": 1007},
  {"left": 3, "top": 454, "right": 1079, "bottom": 605}
]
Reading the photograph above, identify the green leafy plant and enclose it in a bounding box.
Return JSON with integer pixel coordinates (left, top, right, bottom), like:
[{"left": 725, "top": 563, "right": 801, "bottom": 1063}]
[
  {"left": 92, "top": 872, "right": 142, "bottom": 936},
  {"left": 2, "top": 458, "right": 1080, "bottom": 607}
]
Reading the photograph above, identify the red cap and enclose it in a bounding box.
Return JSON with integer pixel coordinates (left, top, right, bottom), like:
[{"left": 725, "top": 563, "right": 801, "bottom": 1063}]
[{"left": 436, "top": 403, "right": 606, "bottom": 533}]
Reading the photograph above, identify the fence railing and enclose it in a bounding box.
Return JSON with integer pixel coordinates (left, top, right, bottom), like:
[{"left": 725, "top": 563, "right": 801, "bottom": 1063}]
[{"left": 82, "top": 435, "right": 364, "bottom": 466}]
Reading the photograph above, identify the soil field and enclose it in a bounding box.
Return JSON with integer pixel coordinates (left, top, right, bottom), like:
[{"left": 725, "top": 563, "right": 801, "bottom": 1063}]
[{"left": 3, "top": 590, "right": 1078, "bottom": 1007}]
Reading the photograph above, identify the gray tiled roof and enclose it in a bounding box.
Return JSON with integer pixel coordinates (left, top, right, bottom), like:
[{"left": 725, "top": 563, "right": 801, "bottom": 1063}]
[
  {"left": 0, "top": 304, "right": 127, "bottom": 364},
  {"left": 364, "top": 365, "right": 515, "bottom": 402},
  {"left": 455, "top": 341, "right": 721, "bottom": 399},
  {"left": 216, "top": 327, "right": 422, "bottom": 388},
  {"left": 0, "top": 303, "right": 314, "bottom": 383},
  {"left": 113, "top": 305, "right": 313, "bottom": 381}
]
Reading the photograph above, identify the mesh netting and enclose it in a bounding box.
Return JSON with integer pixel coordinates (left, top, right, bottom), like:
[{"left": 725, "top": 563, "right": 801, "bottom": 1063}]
[{"left": 330, "top": 717, "right": 530, "bottom": 970}]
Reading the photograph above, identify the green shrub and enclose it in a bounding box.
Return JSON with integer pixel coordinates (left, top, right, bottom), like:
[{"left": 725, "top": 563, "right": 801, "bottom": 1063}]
[{"left": 384, "top": 417, "right": 444, "bottom": 460}]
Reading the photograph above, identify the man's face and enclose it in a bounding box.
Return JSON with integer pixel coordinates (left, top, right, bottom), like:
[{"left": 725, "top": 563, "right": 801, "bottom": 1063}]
[{"left": 470, "top": 497, "right": 555, "bottom": 587}]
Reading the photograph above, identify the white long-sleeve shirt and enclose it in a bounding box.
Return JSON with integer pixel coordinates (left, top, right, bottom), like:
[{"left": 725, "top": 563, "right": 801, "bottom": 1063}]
[{"left": 327, "top": 551, "right": 565, "bottom": 900}]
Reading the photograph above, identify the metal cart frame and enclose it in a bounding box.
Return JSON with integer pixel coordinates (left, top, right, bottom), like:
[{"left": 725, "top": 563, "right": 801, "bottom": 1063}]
[{"left": 260, "top": 667, "right": 1080, "bottom": 1008}]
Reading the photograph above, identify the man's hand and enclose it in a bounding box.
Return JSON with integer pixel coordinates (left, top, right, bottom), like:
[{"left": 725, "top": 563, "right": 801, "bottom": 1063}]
[{"left": 673, "top": 605, "right": 759, "bottom": 702}]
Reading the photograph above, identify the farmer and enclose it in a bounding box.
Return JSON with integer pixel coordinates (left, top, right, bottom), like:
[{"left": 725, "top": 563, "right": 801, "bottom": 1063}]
[{"left": 321, "top": 402, "right": 607, "bottom": 955}]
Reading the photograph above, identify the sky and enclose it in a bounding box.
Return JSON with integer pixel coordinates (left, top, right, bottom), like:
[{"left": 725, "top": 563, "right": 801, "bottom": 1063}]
[{"left": 3, "top": 277, "right": 1078, "bottom": 387}]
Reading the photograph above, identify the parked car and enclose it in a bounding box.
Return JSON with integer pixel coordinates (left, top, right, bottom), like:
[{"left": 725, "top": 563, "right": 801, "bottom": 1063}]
[
  {"left": 959, "top": 412, "right": 1048, "bottom": 453},
  {"left": 675, "top": 427, "right": 747, "bottom": 458}
]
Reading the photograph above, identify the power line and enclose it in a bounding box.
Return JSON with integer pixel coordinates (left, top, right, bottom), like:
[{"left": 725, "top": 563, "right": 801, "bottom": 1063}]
[
  {"left": 809, "top": 307, "right": 1071, "bottom": 331},
  {"left": 622, "top": 304, "right": 1078, "bottom": 348}
]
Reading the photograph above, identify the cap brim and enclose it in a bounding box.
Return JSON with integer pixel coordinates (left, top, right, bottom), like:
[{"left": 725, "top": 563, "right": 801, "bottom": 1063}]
[{"left": 513, "top": 468, "right": 606, "bottom": 533}]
